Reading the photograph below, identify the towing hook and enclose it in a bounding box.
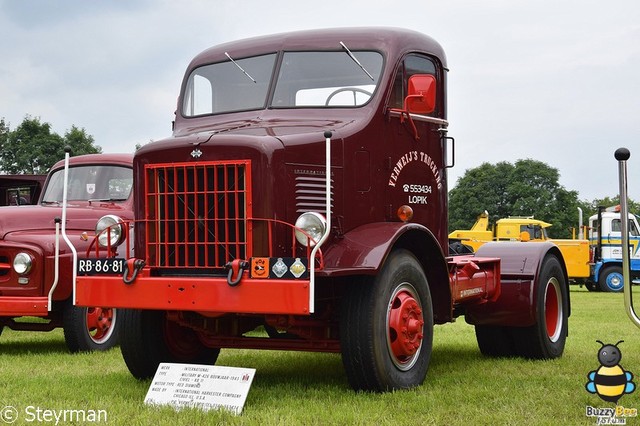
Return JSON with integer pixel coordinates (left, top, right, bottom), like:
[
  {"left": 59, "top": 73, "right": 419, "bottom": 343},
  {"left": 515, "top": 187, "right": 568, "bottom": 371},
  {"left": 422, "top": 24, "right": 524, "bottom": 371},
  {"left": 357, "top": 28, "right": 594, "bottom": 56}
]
[
  {"left": 226, "top": 259, "right": 249, "bottom": 287},
  {"left": 123, "top": 258, "right": 146, "bottom": 285}
]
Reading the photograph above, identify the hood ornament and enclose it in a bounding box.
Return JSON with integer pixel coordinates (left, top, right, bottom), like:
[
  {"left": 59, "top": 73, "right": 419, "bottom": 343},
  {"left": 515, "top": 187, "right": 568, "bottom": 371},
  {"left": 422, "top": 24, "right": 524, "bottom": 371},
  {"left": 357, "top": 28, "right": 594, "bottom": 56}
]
[{"left": 191, "top": 148, "right": 202, "bottom": 158}]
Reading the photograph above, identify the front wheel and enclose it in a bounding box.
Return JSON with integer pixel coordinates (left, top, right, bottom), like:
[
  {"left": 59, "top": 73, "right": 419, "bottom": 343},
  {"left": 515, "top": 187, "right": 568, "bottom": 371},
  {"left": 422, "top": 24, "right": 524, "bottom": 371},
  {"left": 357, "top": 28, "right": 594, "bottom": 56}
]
[
  {"left": 598, "top": 266, "right": 624, "bottom": 292},
  {"left": 340, "top": 249, "right": 434, "bottom": 392},
  {"left": 63, "top": 300, "right": 119, "bottom": 352},
  {"left": 119, "top": 309, "right": 220, "bottom": 380},
  {"left": 512, "top": 255, "right": 568, "bottom": 359}
]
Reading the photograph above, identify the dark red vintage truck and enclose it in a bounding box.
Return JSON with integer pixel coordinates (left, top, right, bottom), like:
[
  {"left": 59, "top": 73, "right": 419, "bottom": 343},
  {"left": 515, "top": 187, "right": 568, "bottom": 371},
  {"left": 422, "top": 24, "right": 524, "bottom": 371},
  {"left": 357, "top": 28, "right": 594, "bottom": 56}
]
[
  {"left": 75, "top": 28, "right": 570, "bottom": 391},
  {"left": 0, "top": 153, "right": 132, "bottom": 352}
]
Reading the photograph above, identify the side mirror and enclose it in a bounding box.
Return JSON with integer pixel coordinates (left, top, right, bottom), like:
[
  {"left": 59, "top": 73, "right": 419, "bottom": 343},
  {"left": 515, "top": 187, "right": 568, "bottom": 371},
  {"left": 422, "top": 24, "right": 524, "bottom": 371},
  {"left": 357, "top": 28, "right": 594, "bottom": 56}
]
[{"left": 405, "top": 74, "right": 436, "bottom": 114}]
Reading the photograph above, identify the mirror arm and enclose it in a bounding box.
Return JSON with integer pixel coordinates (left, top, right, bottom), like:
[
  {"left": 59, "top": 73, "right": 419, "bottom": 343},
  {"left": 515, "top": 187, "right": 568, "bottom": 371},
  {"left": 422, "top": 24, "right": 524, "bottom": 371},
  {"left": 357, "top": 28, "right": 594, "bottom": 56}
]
[{"left": 389, "top": 94, "right": 424, "bottom": 141}]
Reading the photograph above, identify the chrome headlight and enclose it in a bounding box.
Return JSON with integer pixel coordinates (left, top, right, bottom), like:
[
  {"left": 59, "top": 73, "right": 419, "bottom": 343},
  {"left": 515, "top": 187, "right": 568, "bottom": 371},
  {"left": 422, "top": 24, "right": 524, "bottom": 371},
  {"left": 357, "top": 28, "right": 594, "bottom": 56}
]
[
  {"left": 96, "top": 215, "right": 125, "bottom": 248},
  {"left": 13, "top": 252, "right": 33, "bottom": 274},
  {"left": 294, "top": 212, "right": 327, "bottom": 247}
]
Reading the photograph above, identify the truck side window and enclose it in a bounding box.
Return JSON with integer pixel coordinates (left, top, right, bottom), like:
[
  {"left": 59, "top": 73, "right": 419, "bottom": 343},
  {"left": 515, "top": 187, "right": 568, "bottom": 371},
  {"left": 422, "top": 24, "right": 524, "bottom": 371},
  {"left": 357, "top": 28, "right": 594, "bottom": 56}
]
[
  {"left": 389, "top": 55, "right": 438, "bottom": 114},
  {"left": 612, "top": 219, "right": 620, "bottom": 232},
  {"left": 611, "top": 218, "right": 639, "bottom": 236}
]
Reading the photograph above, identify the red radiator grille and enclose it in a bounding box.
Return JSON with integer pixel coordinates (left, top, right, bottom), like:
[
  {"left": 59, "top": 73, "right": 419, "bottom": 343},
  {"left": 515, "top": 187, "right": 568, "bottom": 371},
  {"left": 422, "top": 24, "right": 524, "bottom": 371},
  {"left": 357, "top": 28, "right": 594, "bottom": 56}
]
[{"left": 144, "top": 161, "right": 252, "bottom": 271}]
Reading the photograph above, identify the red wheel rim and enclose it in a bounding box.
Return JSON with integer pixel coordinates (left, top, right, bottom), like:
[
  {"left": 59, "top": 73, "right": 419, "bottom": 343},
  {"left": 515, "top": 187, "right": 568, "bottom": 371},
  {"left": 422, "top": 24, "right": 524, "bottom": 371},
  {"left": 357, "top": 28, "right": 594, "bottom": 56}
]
[
  {"left": 386, "top": 284, "right": 424, "bottom": 371},
  {"left": 544, "top": 278, "right": 562, "bottom": 342},
  {"left": 86, "top": 307, "right": 116, "bottom": 344}
]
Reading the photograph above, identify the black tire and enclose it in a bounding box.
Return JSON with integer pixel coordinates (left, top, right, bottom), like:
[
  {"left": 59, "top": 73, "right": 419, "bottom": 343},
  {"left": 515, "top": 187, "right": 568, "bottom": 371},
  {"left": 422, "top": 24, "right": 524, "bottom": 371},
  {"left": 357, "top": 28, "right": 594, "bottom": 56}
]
[
  {"left": 585, "top": 281, "right": 598, "bottom": 292},
  {"left": 475, "top": 325, "right": 516, "bottom": 357},
  {"left": 63, "top": 300, "right": 119, "bottom": 353},
  {"left": 120, "top": 309, "right": 220, "bottom": 380},
  {"left": 512, "top": 255, "right": 568, "bottom": 359},
  {"left": 340, "top": 249, "right": 434, "bottom": 392},
  {"left": 598, "top": 265, "right": 624, "bottom": 292}
]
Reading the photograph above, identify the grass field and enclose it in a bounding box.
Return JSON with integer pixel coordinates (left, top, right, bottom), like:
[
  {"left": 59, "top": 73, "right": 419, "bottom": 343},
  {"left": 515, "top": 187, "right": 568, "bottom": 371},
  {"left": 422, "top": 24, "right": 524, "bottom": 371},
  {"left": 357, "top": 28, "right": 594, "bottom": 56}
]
[{"left": 1, "top": 287, "right": 639, "bottom": 425}]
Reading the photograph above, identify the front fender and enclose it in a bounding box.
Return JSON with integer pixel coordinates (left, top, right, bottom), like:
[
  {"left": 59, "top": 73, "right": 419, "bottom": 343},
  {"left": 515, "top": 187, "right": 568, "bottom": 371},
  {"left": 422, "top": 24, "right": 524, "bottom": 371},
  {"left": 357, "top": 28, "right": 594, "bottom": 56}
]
[
  {"left": 320, "top": 222, "right": 430, "bottom": 276},
  {"left": 320, "top": 222, "right": 453, "bottom": 323}
]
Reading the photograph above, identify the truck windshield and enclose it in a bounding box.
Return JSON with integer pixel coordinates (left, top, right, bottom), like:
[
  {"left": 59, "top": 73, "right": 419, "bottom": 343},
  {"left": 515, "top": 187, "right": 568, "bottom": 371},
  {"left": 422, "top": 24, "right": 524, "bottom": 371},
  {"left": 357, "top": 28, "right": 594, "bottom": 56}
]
[
  {"left": 181, "top": 50, "right": 383, "bottom": 116},
  {"left": 272, "top": 51, "right": 383, "bottom": 107},
  {"left": 41, "top": 165, "right": 133, "bottom": 203}
]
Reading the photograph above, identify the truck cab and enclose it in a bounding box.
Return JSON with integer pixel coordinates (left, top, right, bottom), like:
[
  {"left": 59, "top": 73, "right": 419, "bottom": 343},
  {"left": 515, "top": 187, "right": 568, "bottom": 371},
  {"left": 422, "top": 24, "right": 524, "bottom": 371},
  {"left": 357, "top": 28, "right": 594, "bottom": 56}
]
[
  {"left": 589, "top": 206, "right": 640, "bottom": 291},
  {"left": 75, "top": 28, "right": 569, "bottom": 392},
  {"left": 0, "top": 174, "right": 46, "bottom": 206},
  {"left": 0, "top": 154, "right": 133, "bottom": 351}
]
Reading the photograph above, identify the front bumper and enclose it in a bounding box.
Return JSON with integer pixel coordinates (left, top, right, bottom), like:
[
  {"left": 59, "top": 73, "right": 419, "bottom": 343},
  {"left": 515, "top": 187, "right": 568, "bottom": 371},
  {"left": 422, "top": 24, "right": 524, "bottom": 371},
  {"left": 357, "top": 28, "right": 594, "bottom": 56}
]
[
  {"left": 0, "top": 296, "right": 49, "bottom": 316},
  {"left": 75, "top": 271, "right": 311, "bottom": 315}
]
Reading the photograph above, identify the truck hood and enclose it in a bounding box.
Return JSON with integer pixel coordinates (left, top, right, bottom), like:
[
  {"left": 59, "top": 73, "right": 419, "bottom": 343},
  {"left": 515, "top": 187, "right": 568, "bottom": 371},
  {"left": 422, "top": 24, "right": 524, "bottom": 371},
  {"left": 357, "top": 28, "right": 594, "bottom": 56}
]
[
  {"left": 171, "top": 114, "right": 363, "bottom": 143},
  {"left": 0, "top": 203, "right": 132, "bottom": 240},
  {"left": 139, "top": 114, "right": 366, "bottom": 165}
]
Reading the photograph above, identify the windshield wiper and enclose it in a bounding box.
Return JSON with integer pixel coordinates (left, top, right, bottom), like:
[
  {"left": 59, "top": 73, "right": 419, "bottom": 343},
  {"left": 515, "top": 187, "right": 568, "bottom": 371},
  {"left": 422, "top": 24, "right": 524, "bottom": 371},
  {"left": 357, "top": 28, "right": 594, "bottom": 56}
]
[
  {"left": 225, "top": 52, "right": 257, "bottom": 83},
  {"left": 340, "top": 41, "right": 374, "bottom": 81},
  {"left": 88, "top": 197, "right": 128, "bottom": 204}
]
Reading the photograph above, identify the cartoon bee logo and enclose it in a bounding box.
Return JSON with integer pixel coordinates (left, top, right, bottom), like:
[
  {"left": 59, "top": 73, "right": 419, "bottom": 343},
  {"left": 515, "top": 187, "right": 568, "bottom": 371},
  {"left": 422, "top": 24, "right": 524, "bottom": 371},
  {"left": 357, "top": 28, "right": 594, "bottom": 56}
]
[{"left": 586, "top": 340, "right": 636, "bottom": 403}]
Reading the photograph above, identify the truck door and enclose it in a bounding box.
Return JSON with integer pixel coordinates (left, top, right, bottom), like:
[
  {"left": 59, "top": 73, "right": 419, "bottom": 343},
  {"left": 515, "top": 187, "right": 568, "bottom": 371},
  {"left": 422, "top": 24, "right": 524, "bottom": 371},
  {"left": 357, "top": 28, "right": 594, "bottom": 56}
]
[
  {"left": 384, "top": 54, "right": 449, "bottom": 248},
  {"left": 611, "top": 216, "right": 640, "bottom": 261}
]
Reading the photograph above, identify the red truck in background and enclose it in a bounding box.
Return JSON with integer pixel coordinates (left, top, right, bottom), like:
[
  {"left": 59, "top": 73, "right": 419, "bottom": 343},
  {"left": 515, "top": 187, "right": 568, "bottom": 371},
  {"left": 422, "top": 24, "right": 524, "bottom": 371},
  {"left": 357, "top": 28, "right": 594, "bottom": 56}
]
[
  {"left": 0, "top": 174, "right": 46, "bottom": 206},
  {"left": 75, "top": 28, "right": 570, "bottom": 392},
  {"left": 0, "top": 153, "right": 132, "bottom": 352}
]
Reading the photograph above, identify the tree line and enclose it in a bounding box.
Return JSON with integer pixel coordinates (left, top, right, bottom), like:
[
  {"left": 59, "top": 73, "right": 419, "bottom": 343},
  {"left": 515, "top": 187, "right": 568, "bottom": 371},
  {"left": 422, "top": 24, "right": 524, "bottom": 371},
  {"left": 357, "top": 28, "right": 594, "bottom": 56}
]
[
  {"left": 0, "top": 116, "right": 101, "bottom": 174},
  {"left": 448, "top": 159, "right": 639, "bottom": 239}
]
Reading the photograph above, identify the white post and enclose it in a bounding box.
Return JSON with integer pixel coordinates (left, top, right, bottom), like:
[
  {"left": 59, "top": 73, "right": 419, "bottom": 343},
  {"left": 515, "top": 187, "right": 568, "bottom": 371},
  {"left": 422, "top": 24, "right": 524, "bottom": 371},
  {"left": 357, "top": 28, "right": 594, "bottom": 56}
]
[
  {"left": 60, "top": 148, "right": 79, "bottom": 304},
  {"left": 309, "top": 131, "right": 333, "bottom": 314},
  {"left": 615, "top": 147, "right": 640, "bottom": 329},
  {"left": 47, "top": 220, "right": 60, "bottom": 311}
]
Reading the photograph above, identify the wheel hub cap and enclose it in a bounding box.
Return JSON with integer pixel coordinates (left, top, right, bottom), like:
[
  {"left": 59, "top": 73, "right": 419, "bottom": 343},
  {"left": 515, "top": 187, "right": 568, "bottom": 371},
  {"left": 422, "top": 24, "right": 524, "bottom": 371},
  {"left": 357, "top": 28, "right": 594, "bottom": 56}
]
[
  {"left": 86, "top": 307, "right": 114, "bottom": 343},
  {"left": 387, "top": 287, "right": 424, "bottom": 370}
]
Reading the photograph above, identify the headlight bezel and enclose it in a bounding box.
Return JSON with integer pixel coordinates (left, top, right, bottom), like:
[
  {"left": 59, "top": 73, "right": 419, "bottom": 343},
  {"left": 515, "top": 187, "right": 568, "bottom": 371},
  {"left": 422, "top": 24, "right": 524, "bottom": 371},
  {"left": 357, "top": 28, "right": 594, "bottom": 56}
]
[
  {"left": 96, "top": 214, "right": 126, "bottom": 248},
  {"left": 13, "top": 252, "right": 33, "bottom": 275},
  {"left": 294, "top": 212, "right": 327, "bottom": 247}
]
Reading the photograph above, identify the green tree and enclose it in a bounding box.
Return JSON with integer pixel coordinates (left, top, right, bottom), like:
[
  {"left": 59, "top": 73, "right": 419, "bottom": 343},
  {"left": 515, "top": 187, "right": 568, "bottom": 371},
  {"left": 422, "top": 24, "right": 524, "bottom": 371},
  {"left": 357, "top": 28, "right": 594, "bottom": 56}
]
[
  {"left": 0, "top": 119, "right": 8, "bottom": 149},
  {"left": 448, "top": 159, "right": 581, "bottom": 238},
  {"left": 0, "top": 116, "right": 101, "bottom": 174},
  {"left": 578, "top": 196, "right": 640, "bottom": 220}
]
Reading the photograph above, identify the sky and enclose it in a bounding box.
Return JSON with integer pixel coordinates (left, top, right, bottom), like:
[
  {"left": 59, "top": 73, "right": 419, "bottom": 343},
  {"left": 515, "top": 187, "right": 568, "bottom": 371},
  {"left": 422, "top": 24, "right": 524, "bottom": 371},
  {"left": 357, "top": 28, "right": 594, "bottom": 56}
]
[{"left": 1, "top": 0, "right": 639, "bottom": 203}]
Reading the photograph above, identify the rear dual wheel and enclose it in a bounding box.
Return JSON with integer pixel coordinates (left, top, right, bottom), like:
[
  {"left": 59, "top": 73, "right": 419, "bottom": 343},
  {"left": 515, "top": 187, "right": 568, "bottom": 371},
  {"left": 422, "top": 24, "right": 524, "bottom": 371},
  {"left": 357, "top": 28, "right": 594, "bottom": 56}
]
[
  {"left": 475, "top": 255, "right": 568, "bottom": 359},
  {"left": 340, "top": 250, "right": 434, "bottom": 392}
]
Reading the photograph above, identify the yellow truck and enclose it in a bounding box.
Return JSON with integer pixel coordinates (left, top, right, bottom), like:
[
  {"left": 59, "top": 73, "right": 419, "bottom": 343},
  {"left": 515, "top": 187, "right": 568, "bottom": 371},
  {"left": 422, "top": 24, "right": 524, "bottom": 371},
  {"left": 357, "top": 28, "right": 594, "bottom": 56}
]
[{"left": 449, "top": 211, "right": 591, "bottom": 282}]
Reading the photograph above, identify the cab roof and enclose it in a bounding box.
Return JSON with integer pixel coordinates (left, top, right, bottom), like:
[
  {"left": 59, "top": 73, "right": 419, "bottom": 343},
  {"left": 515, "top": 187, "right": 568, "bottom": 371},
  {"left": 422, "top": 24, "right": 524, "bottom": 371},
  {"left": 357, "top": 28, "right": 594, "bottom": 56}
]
[
  {"left": 51, "top": 153, "right": 133, "bottom": 171},
  {"left": 187, "top": 27, "right": 447, "bottom": 70}
]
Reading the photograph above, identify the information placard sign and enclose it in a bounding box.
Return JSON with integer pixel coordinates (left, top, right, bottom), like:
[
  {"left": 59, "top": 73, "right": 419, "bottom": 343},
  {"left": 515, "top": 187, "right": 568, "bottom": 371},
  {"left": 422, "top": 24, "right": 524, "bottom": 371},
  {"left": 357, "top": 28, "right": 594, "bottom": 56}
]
[{"left": 144, "top": 363, "right": 256, "bottom": 415}]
